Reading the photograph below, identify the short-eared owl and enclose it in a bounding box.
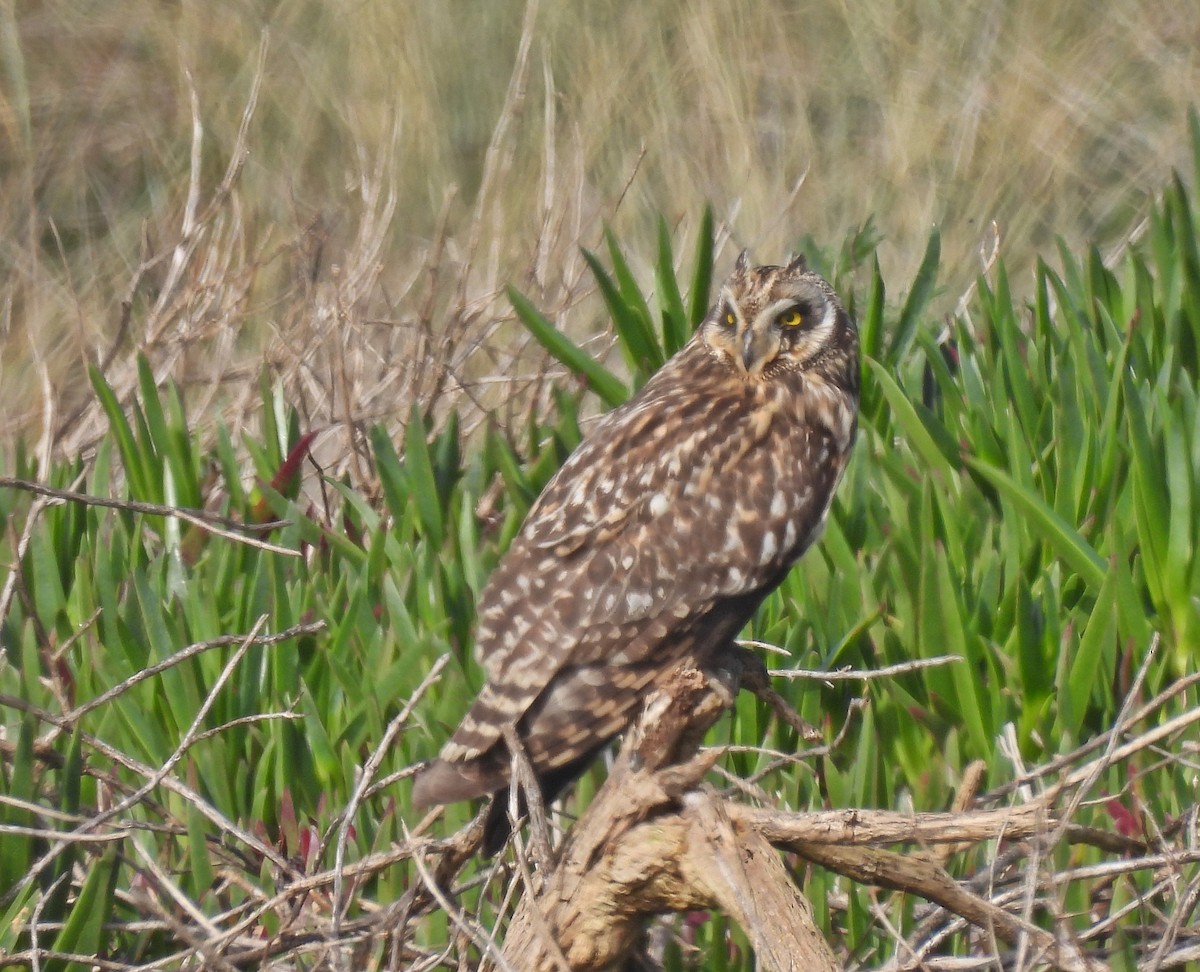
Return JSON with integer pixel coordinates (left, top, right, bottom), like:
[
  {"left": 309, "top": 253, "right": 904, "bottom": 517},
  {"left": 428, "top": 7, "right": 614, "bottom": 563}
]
[{"left": 413, "top": 252, "right": 859, "bottom": 839}]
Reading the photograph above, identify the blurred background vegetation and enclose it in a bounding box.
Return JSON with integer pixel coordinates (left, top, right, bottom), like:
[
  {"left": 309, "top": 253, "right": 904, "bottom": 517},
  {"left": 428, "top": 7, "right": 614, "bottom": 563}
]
[
  {"left": 1, "top": 1, "right": 1199, "bottom": 968},
  {"left": 2, "top": 0, "right": 1199, "bottom": 448}
]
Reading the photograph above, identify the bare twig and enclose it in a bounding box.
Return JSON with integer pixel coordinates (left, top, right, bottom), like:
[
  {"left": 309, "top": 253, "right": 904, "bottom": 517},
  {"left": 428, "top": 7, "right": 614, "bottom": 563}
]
[
  {"left": 765, "top": 654, "right": 964, "bottom": 681},
  {"left": 331, "top": 653, "right": 450, "bottom": 933},
  {"left": 64, "top": 621, "right": 324, "bottom": 724},
  {"left": 0, "top": 476, "right": 296, "bottom": 554}
]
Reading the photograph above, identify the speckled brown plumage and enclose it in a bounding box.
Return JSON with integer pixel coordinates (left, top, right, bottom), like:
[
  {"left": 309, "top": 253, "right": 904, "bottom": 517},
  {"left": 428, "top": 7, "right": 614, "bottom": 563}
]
[{"left": 412, "top": 253, "right": 860, "bottom": 828}]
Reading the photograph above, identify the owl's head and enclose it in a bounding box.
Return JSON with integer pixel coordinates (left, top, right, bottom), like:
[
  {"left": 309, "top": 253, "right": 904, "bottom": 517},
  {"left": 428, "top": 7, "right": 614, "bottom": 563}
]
[{"left": 698, "top": 252, "right": 857, "bottom": 380}]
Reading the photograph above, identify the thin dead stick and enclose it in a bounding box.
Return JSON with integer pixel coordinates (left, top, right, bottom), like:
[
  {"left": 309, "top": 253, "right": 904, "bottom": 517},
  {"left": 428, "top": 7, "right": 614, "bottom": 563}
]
[
  {"left": 1156, "top": 943, "right": 1200, "bottom": 970},
  {"left": 362, "top": 762, "right": 423, "bottom": 801},
  {"left": 865, "top": 887, "right": 925, "bottom": 971},
  {"left": 737, "top": 638, "right": 793, "bottom": 656},
  {"left": 34, "top": 339, "right": 55, "bottom": 483},
  {"left": 200, "top": 32, "right": 267, "bottom": 223},
  {"left": 1048, "top": 849, "right": 1200, "bottom": 885},
  {"left": 64, "top": 621, "right": 324, "bottom": 724},
  {"left": 499, "top": 727, "right": 571, "bottom": 972},
  {"left": 506, "top": 838, "right": 573, "bottom": 972},
  {"left": 1053, "top": 635, "right": 1159, "bottom": 835},
  {"left": 765, "top": 654, "right": 963, "bottom": 680},
  {"left": 138, "top": 905, "right": 243, "bottom": 972},
  {"left": 502, "top": 723, "right": 554, "bottom": 872},
  {"left": 0, "top": 477, "right": 296, "bottom": 554},
  {"left": 0, "top": 825, "right": 127, "bottom": 843},
  {"left": 145, "top": 66, "right": 203, "bottom": 331},
  {"left": 407, "top": 831, "right": 520, "bottom": 972},
  {"left": 71, "top": 615, "right": 266, "bottom": 825},
  {"left": 0, "top": 795, "right": 89, "bottom": 823},
  {"left": 28, "top": 872, "right": 68, "bottom": 972},
  {"left": 2, "top": 950, "right": 132, "bottom": 972},
  {"left": 143, "top": 34, "right": 265, "bottom": 347},
  {"left": 129, "top": 836, "right": 224, "bottom": 943},
  {"left": 988, "top": 646, "right": 1199, "bottom": 801},
  {"left": 331, "top": 652, "right": 450, "bottom": 933},
  {"left": 8, "top": 617, "right": 296, "bottom": 902},
  {"left": 793, "top": 842, "right": 1099, "bottom": 969},
  {"left": 187, "top": 710, "right": 303, "bottom": 746},
  {"left": 1058, "top": 696, "right": 1200, "bottom": 793},
  {"left": 1079, "top": 872, "right": 1176, "bottom": 942},
  {"left": 175, "top": 835, "right": 446, "bottom": 958},
  {"left": 1146, "top": 868, "right": 1200, "bottom": 972}
]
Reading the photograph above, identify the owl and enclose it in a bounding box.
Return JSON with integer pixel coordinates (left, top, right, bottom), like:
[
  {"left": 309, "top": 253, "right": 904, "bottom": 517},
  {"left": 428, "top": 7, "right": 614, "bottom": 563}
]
[{"left": 412, "top": 252, "right": 859, "bottom": 845}]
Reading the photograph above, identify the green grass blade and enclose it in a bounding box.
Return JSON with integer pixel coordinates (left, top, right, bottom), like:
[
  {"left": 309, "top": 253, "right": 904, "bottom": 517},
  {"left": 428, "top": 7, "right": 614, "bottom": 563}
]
[
  {"left": 258, "top": 368, "right": 287, "bottom": 468},
  {"left": 866, "top": 357, "right": 959, "bottom": 478},
  {"left": 604, "top": 227, "right": 660, "bottom": 349},
  {"left": 185, "top": 798, "right": 216, "bottom": 904},
  {"left": 88, "top": 365, "right": 150, "bottom": 500},
  {"left": 404, "top": 404, "right": 444, "bottom": 547},
  {"left": 136, "top": 355, "right": 169, "bottom": 466},
  {"left": 583, "top": 244, "right": 663, "bottom": 379},
  {"left": 964, "top": 456, "right": 1106, "bottom": 591},
  {"left": 431, "top": 410, "right": 462, "bottom": 500},
  {"left": 655, "top": 215, "right": 691, "bottom": 354},
  {"left": 860, "top": 255, "right": 886, "bottom": 366},
  {"left": 486, "top": 425, "right": 537, "bottom": 510},
  {"left": 28, "top": 527, "right": 67, "bottom": 630},
  {"left": 887, "top": 226, "right": 940, "bottom": 362},
  {"left": 687, "top": 204, "right": 715, "bottom": 327},
  {"left": 369, "top": 424, "right": 410, "bottom": 526},
  {"left": 40, "top": 729, "right": 85, "bottom": 921},
  {"left": 48, "top": 844, "right": 120, "bottom": 971},
  {"left": 163, "top": 381, "right": 201, "bottom": 509},
  {"left": 0, "top": 717, "right": 36, "bottom": 890},
  {"left": 935, "top": 554, "right": 990, "bottom": 760},
  {"left": 1190, "top": 104, "right": 1200, "bottom": 195},
  {"left": 0, "top": 880, "right": 37, "bottom": 952},
  {"left": 507, "top": 285, "right": 629, "bottom": 408},
  {"left": 1122, "top": 373, "right": 1168, "bottom": 605},
  {"left": 1061, "top": 565, "right": 1118, "bottom": 740}
]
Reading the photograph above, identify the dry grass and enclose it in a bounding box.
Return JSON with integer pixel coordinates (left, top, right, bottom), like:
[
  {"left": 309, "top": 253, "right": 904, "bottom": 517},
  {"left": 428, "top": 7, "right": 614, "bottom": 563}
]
[{"left": 2, "top": 0, "right": 1198, "bottom": 457}]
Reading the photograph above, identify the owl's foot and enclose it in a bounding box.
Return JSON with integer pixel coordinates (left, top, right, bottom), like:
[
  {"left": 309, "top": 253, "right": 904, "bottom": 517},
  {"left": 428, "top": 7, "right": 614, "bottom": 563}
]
[{"left": 719, "top": 642, "right": 823, "bottom": 743}]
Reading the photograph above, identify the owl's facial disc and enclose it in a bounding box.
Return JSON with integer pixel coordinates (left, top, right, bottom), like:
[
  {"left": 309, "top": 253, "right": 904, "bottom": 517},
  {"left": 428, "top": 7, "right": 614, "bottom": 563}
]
[{"left": 703, "top": 260, "right": 847, "bottom": 377}]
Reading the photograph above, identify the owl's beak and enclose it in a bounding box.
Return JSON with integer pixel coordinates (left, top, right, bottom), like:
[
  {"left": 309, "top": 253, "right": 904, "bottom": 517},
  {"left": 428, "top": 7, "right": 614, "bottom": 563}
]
[{"left": 741, "top": 324, "right": 778, "bottom": 375}]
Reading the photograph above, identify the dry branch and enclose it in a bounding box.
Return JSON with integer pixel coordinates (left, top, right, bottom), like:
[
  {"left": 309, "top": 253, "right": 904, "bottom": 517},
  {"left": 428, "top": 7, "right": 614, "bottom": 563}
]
[{"left": 484, "top": 655, "right": 1127, "bottom": 971}]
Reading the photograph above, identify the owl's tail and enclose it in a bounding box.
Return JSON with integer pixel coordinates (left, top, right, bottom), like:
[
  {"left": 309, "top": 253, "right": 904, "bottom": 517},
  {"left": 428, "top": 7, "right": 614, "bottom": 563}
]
[
  {"left": 411, "top": 753, "right": 507, "bottom": 808},
  {"left": 411, "top": 742, "right": 610, "bottom": 856}
]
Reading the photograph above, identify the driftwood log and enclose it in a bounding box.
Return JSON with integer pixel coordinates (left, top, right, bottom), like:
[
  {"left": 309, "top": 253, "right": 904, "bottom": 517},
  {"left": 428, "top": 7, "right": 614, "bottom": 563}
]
[{"left": 480, "top": 655, "right": 1105, "bottom": 972}]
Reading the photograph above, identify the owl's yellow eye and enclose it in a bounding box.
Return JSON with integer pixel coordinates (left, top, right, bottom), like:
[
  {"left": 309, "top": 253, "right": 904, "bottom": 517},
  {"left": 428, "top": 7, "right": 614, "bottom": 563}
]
[
  {"left": 723, "top": 310, "right": 737, "bottom": 327},
  {"left": 778, "top": 308, "right": 804, "bottom": 327}
]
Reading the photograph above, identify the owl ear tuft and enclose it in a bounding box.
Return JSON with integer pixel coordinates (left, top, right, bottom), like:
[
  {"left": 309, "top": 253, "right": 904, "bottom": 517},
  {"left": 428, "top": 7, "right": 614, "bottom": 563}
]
[
  {"left": 735, "top": 250, "right": 750, "bottom": 275},
  {"left": 786, "top": 253, "right": 808, "bottom": 273}
]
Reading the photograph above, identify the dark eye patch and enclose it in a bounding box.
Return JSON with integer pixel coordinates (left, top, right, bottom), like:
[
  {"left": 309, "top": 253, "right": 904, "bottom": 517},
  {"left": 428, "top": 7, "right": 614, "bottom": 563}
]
[{"left": 777, "top": 300, "right": 815, "bottom": 328}]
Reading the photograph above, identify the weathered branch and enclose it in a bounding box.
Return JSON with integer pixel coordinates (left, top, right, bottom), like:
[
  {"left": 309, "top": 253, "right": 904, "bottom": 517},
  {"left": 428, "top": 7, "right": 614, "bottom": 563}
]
[
  {"left": 682, "top": 792, "right": 839, "bottom": 972},
  {"left": 494, "top": 664, "right": 839, "bottom": 971},
  {"left": 489, "top": 657, "right": 1108, "bottom": 971}
]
